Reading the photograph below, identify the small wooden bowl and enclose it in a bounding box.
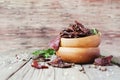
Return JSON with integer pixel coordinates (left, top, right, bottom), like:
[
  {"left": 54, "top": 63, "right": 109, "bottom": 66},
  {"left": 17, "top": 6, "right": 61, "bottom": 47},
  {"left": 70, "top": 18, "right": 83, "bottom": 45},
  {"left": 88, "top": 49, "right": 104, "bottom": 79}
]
[
  {"left": 56, "top": 47, "right": 100, "bottom": 63},
  {"left": 60, "top": 34, "right": 101, "bottom": 48}
]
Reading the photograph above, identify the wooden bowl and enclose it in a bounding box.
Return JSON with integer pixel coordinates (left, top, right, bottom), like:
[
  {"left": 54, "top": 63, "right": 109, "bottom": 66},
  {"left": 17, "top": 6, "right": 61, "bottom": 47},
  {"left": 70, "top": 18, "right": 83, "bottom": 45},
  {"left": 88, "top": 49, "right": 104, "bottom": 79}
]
[
  {"left": 56, "top": 47, "right": 100, "bottom": 63},
  {"left": 60, "top": 34, "right": 101, "bottom": 48}
]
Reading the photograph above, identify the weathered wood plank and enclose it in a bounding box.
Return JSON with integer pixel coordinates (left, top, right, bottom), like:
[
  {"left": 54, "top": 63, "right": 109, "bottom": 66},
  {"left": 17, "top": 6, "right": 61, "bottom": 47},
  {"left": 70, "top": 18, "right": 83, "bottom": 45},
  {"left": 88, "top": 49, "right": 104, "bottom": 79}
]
[
  {"left": 83, "top": 65, "right": 120, "bottom": 80},
  {"left": 7, "top": 60, "right": 120, "bottom": 80},
  {"left": 55, "top": 65, "right": 89, "bottom": 80},
  {"left": 40, "top": 66, "right": 55, "bottom": 80},
  {"left": 55, "top": 68, "right": 67, "bottom": 80},
  {"left": 64, "top": 65, "right": 89, "bottom": 80},
  {"left": 9, "top": 59, "right": 43, "bottom": 80},
  {"left": 8, "top": 60, "right": 32, "bottom": 80},
  {"left": 3, "top": 53, "right": 120, "bottom": 80},
  {"left": 0, "top": 61, "right": 27, "bottom": 80},
  {"left": 30, "top": 68, "right": 43, "bottom": 80},
  {"left": 22, "top": 66, "right": 35, "bottom": 80}
]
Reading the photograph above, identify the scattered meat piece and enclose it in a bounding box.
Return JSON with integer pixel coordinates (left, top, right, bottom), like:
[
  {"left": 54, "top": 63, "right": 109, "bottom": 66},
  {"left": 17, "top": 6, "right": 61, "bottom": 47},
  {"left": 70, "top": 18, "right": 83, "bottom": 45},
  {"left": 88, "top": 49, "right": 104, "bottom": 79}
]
[
  {"left": 99, "top": 66, "right": 107, "bottom": 71},
  {"left": 79, "top": 66, "right": 84, "bottom": 71},
  {"left": 60, "top": 21, "right": 91, "bottom": 38},
  {"left": 89, "top": 65, "right": 98, "bottom": 69},
  {"left": 31, "top": 60, "right": 48, "bottom": 69},
  {"left": 79, "top": 66, "right": 86, "bottom": 73},
  {"left": 48, "top": 57, "right": 74, "bottom": 68},
  {"left": 49, "top": 36, "right": 61, "bottom": 51},
  {"left": 89, "top": 65, "right": 107, "bottom": 71},
  {"left": 94, "top": 55, "right": 113, "bottom": 66}
]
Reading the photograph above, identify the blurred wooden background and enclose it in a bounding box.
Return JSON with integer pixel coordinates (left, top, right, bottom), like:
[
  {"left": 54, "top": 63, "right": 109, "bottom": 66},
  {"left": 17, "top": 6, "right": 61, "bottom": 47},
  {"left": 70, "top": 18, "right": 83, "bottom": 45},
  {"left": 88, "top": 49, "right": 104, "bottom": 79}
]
[{"left": 0, "top": 0, "right": 120, "bottom": 63}]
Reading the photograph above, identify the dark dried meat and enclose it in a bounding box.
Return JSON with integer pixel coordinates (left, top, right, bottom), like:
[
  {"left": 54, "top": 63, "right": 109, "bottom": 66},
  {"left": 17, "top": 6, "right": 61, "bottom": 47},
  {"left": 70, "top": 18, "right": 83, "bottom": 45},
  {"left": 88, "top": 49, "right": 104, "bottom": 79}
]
[
  {"left": 48, "top": 57, "right": 74, "bottom": 68},
  {"left": 60, "top": 21, "right": 91, "bottom": 38},
  {"left": 94, "top": 55, "right": 113, "bottom": 66},
  {"left": 31, "top": 60, "right": 48, "bottom": 69}
]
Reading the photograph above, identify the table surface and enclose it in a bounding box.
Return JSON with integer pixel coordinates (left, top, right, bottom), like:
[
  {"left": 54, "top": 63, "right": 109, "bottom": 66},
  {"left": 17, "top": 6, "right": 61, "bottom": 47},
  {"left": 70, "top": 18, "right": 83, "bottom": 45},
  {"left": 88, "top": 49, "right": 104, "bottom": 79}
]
[{"left": 0, "top": 51, "right": 120, "bottom": 80}]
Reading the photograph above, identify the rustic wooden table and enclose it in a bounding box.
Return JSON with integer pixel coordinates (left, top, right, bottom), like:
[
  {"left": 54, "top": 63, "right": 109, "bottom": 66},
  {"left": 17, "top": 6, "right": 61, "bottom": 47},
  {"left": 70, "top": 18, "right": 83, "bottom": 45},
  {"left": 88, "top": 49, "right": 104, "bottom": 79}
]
[{"left": 0, "top": 51, "right": 120, "bottom": 80}]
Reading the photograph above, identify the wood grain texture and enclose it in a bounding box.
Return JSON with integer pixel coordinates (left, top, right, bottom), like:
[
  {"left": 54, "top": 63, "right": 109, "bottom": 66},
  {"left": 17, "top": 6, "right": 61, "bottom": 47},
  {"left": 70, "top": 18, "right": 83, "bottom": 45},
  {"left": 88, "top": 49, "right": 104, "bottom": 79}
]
[
  {"left": 0, "top": 54, "right": 120, "bottom": 80},
  {"left": 0, "top": 61, "right": 27, "bottom": 80},
  {"left": 40, "top": 66, "right": 55, "bottom": 80},
  {"left": 8, "top": 60, "right": 33, "bottom": 80},
  {"left": 83, "top": 65, "right": 120, "bottom": 80}
]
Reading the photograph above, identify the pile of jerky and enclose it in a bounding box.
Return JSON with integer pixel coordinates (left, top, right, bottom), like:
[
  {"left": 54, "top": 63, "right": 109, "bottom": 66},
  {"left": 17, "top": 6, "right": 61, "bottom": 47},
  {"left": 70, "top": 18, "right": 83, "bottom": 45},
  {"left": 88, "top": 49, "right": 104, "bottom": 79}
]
[{"left": 60, "top": 21, "right": 92, "bottom": 38}]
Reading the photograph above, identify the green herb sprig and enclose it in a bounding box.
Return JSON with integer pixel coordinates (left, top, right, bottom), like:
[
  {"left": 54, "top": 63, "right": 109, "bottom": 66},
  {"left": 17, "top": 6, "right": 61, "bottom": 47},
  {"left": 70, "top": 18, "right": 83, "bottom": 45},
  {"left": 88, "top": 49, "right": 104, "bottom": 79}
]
[
  {"left": 32, "top": 48, "right": 55, "bottom": 58},
  {"left": 90, "top": 28, "right": 99, "bottom": 35}
]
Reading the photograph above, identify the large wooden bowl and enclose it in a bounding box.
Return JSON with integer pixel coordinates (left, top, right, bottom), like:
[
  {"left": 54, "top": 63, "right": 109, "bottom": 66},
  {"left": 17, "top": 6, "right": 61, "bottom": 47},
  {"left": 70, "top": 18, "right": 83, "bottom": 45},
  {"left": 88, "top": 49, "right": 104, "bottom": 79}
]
[
  {"left": 56, "top": 47, "right": 100, "bottom": 63},
  {"left": 60, "top": 34, "right": 101, "bottom": 48}
]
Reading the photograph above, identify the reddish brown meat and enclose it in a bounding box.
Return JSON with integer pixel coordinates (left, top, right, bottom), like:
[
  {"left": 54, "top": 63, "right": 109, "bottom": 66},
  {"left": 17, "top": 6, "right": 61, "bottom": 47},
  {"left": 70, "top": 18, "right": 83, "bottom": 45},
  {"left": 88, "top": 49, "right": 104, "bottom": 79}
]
[
  {"left": 48, "top": 57, "right": 74, "bottom": 68},
  {"left": 60, "top": 21, "right": 91, "bottom": 38},
  {"left": 94, "top": 55, "right": 113, "bottom": 66},
  {"left": 49, "top": 36, "right": 61, "bottom": 51},
  {"left": 31, "top": 60, "right": 48, "bottom": 69}
]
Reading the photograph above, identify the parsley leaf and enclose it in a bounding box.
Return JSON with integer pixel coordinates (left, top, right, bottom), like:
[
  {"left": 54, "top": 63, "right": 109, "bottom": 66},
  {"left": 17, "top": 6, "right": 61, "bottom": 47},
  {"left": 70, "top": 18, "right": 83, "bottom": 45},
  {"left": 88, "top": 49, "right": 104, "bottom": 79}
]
[
  {"left": 32, "top": 48, "right": 55, "bottom": 58},
  {"left": 90, "top": 28, "right": 99, "bottom": 35}
]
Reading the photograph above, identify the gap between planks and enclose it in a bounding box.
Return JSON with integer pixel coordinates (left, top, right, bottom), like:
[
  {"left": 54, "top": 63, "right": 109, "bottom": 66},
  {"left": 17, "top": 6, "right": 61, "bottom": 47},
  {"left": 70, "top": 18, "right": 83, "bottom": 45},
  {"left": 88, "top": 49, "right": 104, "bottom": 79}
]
[
  {"left": 7, "top": 59, "right": 31, "bottom": 80},
  {"left": 6, "top": 59, "right": 120, "bottom": 80},
  {"left": 0, "top": 60, "right": 29, "bottom": 80},
  {"left": 8, "top": 60, "right": 90, "bottom": 80}
]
